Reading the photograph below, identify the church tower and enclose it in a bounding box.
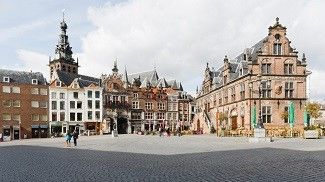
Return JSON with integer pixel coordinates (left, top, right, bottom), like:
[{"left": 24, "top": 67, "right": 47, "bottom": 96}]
[{"left": 49, "top": 14, "right": 79, "bottom": 79}]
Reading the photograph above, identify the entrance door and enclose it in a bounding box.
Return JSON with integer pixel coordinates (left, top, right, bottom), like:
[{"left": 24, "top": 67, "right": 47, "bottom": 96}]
[
  {"left": 117, "top": 117, "right": 128, "bottom": 134},
  {"left": 13, "top": 130, "right": 19, "bottom": 140},
  {"left": 32, "top": 128, "right": 39, "bottom": 138},
  {"left": 231, "top": 116, "right": 237, "bottom": 130}
]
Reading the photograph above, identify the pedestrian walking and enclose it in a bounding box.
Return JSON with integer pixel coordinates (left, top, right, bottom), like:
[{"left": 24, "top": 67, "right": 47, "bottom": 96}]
[
  {"left": 159, "top": 127, "right": 162, "bottom": 137},
  {"left": 65, "top": 131, "right": 72, "bottom": 147},
  {"left": 73, "top": 130, "right": 79, "bottom": 146}
]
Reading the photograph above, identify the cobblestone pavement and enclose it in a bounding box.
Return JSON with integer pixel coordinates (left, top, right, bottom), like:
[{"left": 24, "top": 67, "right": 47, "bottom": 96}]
[{"left": 1, "top": 135, "right": 325, "bottom": 181}]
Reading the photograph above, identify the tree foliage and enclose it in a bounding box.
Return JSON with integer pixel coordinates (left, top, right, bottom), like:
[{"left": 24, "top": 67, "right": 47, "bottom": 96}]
[{"left": 306, "top": 102, "right": 322, "bottom": 119}]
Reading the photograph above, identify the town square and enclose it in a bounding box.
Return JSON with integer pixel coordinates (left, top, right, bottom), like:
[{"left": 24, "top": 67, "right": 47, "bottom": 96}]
[{"left": 1, "top": 0, "right": 325, "bottom": 181}]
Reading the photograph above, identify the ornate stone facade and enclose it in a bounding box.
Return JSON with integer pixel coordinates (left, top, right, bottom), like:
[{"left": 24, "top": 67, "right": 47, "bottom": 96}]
[{"left": 194, "top": 18, "right": 310, "bottom": 134}]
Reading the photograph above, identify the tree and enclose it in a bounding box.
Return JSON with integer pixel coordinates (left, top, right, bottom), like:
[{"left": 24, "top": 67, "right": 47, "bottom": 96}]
[{"left": 306, "top": 102, "right": 322, "bottom": 119}]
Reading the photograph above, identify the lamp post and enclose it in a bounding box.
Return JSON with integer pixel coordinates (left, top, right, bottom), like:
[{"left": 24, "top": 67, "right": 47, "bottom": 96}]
[{"left": 248, "top": 81, "right": 253, "bottom": 130}]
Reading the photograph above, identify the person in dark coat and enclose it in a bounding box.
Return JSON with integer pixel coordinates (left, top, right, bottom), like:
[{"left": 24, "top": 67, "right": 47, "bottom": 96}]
[{"left": 73, "top": 130, "right": 79, "bottom": 146}]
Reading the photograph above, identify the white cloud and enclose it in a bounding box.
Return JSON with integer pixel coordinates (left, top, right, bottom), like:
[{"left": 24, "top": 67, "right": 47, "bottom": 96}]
[
  {"left": 12, "top": 0, "right": 325, "bottom": 100},
  {"left": 16, "top": 49, "right": 49, "bottom": 80},
  {"left": 77, "top": 0, "right": 325, "bottom": 98}
]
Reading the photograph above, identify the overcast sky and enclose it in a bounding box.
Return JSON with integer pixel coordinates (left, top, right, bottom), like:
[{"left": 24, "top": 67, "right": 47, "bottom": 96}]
[{"left": 0, "top": 0, "right": 324, "bottom": 100}]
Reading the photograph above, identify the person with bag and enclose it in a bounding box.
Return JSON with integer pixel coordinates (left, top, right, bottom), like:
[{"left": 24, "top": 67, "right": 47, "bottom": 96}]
[{"left": 73, "top": 130, "right": 79, "bottom": 146}]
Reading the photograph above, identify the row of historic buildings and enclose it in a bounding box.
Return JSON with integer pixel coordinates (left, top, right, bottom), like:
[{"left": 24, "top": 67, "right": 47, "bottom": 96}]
[
  {"left": 193, "top": 18, "right": 310, "bottom": 133},
  {"left": 0, "top": 17, "right": 195, "bottom": 140}
]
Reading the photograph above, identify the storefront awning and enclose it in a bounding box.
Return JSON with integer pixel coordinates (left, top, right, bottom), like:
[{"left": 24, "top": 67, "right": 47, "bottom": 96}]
[
  {"left": 31, "top": 124, "right": 39, "bottom": 129},
  {"left": 40, "top": 125, "right": 48, "bottom": 129},
  {"left": 2, "top": 125, "right": 10, "bottom": 129},
  {"left": 50, "top": 122, "right": 62, "bottom": 127}
]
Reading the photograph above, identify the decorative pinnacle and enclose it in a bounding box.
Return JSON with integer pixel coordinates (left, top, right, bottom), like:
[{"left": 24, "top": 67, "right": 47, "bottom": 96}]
[
  {"left": 302, "top": 53, "right": 306, "bottom": 62},
  {"left": 276, "top": 17, "right": 279, "bottom": 24}
]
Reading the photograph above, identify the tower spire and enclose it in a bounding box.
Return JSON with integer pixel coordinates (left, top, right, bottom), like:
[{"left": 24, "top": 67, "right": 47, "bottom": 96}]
[
  {"left": 55, "top": 11, "right": 73, "bottom": 61},
  {"left": 112, "top": 59, "right": 119, "bottom": 73}
]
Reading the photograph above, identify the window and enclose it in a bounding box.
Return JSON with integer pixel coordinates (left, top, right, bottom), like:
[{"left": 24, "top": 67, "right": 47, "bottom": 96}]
[
  {"left": 11, "top": 87, "right": 20, "bottom": 93},
  {"left": 167, "top": 113, "right": 172, "bottom": 120},
  {"left": 60, "top": 101, "right": 65, "bottom": 110},
  {"left": 168, "top": 103, "right": 172, "bottom": 111},
  {"left": 240, "top": 83, "right": 245, "bottom": 100},
  {"left": 173, "top": 103, "right": 177, "bottom": 111},
  {"left": 40, "top": 115, "right": 47, "bottom": 121},
  {"left": 284, "top": 107, "right": 289, "bottom": 123},
  {"left": 60, "top": 93, "right": 65, "bottom": 99},
  {"left": 120, "top": 96, "right": 126, "bottom": 103},
  {"left": 56, "top": 81, "right": 61, "bottom": 87},
  {"left": 273, "top": 43, "right": 282, "bottom": 55},
  {"left": 261, "top": 81, "right": 271, "bottom": 98},
  {"left": 3, "top": 100, "right": 11, "bottom": 107},
  {"left": 158, "top": 102, "right": 165, "bottom": 110},
  {"left": 95, "top": 111, "right": 100, "bottom": 120},
  {"left": 60, "top": 112, "right": 65, "bottom": 121},
  {"left": 157, "top": 113, "right": 165, "bottom": 120},
  {"left": 31, "top": 101, "right": 39, "bottom": 108},
  {"left": 285, "top": 82, "right": 294, "bottom": 98},
  {"left": 2, "top": 86, "right": 10, "bottom": 93},
  {"left": 51, "top": 92, "right": 57, "bottom": 99},
  {"left": 73, "top": 92, "right": 78, "bottom": 99},
  {"left": 88, "top": 100, "right": 92, "bottom": 109},
  {"left": 95, "top": 91, "right": 100, "bottom": 98},
  {"left": 224, "top": 90, "right": 228, "bottom": 104},
  {"left": 131, "top": 112, "right": 141, "bottom": 120},
  {"left": 70, "top": 101, "right": 75, "bottom": 109},
  {"left": 3, "top": 114, "right": 11, "bottom": 120},
  {"left": 32, "top": 79, "right": 38, "bottom": 85},
  {"left": 51, "top": 101, "right": 57, "bottom": 110},
  {"left": 219, "top": 98, "right": 222, "bottom": 105},
  {"left": 223, "top": 75, "right": 227, "bottom": 85},
  {"left": 77, "top": 113, "right": 82, "bottom": 121},
  {"left": 88, "top": 111, "right": 92, "bottom": 120},
  {"left": 39, "top": 101, "right": 47, "bottom": 108},
  {"left": 13, "top": 114, "right": 20, "bottom": 121},
  {"left": 70, "top": 113, "right": 75, "bottom": 121},
  {"left": 184, "top": 114, "right": 188, "bottom": 121},
  {"left": 147, "top": 93, "right": 152, "bottom": 99},
  {"left": 262, "top": 106, "right": 271, "bottom": 123},
  {"left": 113, "top": 96, "right": 118, "bottom": 103},
  {"left": 173, "top": 113, "right": 177, "bottom": 120},
  {"left": 145, "top": 102, "right": 153, "bottom": 110},
  {"left": 3, "top": 77, "right": 9, "bottom": 82},
  {"left": 31, "top": 114, "right": 39, "bottom": 121},
  {"left": 284, "top": 64, "right": 293, "bottom": 75},
  {"left": 40, "top": 88, "right": 47, "bottom": 95},
  {"left": 133, "top": 93, "right": 138, "bottom": 99},
  {"left": 145, "top": 112, "right": 153, "bottom": 120},
  {"left": 52, "top": 112, "right": 57, "bottom": 121},
  {"left": 132, "top": 101, "right": 139, "bottom": 109},
  {"left": 31, "top": 88, "right": 39, "bottom": 94},
  {"left": 88, "top": 91, "right": 92, "bottom": 98},
  {"left": 231, "top": 87, "right": 236, "bottom": 102},
  {"left": 261, "top": 64, "right": 271, "bottom": 74},
  {"left": 77, "top": 101, "right": 82, "bottom": 109},
  {"left": 12, "top": 100, "right": 20, "bottom": 107},
  {"left": 95, "top": 100, "right": 100, "bottom": 109}
]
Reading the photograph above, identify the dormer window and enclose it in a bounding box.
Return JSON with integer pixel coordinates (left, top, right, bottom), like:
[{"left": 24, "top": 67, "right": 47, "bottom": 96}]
[
  {"left": 3, "top": 77, "right": 9, "bottom": 83},
  {"left": 56, "top": 81, "right": 61, "bottom": 87},
  {"left": 32, "top": 79, "right": 38, "bottom": 85}
]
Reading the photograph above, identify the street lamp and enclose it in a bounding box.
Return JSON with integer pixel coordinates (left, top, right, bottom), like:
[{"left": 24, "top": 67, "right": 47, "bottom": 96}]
[
  {"left": 19, "top": 121, "right": 21, "bottom": 140},
  {"left": 248, "top": 81, "right": 253, "bottom": 131}
]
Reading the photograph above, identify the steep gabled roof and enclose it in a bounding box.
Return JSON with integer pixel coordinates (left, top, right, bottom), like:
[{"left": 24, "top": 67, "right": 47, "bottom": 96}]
[{"left": 55, "top": 70, "right": 100, "bottom": 88}]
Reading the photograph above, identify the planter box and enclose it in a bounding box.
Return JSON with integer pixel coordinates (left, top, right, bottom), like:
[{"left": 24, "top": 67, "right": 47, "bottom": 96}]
[{"left": 304, "top": 130, "right": 319, "bottom": 139}]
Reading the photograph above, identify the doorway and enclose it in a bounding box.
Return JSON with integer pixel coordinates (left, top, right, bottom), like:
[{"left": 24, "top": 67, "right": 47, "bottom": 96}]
[
  {"left": 231, "top": 116, "right": 238, "bottom": 130},
  {"left": 13, "top": 129, "right": 19, "bottom": 140},
  {"left": 117, "top": 117, "right": 128, "bottom": 134}
]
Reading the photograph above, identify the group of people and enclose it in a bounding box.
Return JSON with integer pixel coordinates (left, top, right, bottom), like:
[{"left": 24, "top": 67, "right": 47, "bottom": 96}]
[
  {"left": 158, "top": 127, "right": 182, "bottom": 137},
  {"left": 65, "top": 130, "right": 79, "bottom": 147}
]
